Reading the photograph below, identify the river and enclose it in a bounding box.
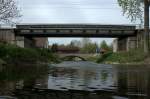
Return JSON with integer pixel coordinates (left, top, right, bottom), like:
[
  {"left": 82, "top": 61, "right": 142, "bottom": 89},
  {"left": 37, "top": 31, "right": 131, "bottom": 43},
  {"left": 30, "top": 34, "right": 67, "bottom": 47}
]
[{"left": 0, "top": 61, "right": 150, "bottom": 99}]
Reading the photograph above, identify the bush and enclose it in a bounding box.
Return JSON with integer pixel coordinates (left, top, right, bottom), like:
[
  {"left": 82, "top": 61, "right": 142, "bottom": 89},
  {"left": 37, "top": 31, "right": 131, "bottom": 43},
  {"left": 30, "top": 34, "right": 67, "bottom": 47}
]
[
  {"left": 97, "top": 48, "right": 147, "bottom": 63},
  {"left": 0, "top": 43, "right": 58, "bottom": 63}
]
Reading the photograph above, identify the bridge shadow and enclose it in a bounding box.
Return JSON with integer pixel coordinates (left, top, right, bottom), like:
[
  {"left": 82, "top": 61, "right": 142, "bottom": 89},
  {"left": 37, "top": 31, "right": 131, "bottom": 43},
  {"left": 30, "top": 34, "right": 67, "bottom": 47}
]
[{"left": 61, "top": 55, "right": 86, "bottom": 61}]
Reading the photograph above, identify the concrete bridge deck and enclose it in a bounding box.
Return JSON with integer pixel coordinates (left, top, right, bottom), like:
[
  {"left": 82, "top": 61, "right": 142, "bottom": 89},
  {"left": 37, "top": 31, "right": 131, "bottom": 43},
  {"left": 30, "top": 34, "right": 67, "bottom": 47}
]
[
  {"left": 0, "top": 24, "right": 140, "bottom": 52},
  {"left": 15, "top": 24, "right": 137, "bottom": 37}
]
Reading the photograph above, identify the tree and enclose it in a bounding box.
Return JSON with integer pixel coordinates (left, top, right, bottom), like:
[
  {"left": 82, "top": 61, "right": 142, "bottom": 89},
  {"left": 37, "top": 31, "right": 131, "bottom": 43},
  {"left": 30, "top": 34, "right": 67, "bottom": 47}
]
[
  {"left": 118, "top": 0, "right": 150, "bottom": 53},
  {"left": 100, "top": 40, "right": 110, "bottom": 51},
  {"left": 70, "top": 40, "right": 81, "bottom": 48},
  {"left": 81, "top": 42, "right": 97, "bottom": 53},
  {"left": 80, "top": 38, "right": 98, "bottom": 53},
  {"left": 81, "top": 38, "right": 92, "bottom": 47},
  {"left": 51, "top": 44, "right": 58, "bottom": 52},
  {"left": 118, "top": 0, "right": 144, "bottom": 22},
  {"left": 0, "top": 0, "right": 21, "bottom": 24}
]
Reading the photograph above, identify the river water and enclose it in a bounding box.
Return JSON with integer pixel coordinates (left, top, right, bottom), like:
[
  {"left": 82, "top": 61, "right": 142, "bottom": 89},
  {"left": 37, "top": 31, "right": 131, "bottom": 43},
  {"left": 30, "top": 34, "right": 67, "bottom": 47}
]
[{"left": 0, "top": 61, "right": 150, "bottom": 99}]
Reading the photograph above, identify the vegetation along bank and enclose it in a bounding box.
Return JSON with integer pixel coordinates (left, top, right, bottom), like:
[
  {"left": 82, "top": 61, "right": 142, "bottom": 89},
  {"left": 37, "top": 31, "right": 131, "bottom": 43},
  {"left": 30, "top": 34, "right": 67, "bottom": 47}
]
[{"left": 0, "top": 43, "right": 59, "bottom": 65}]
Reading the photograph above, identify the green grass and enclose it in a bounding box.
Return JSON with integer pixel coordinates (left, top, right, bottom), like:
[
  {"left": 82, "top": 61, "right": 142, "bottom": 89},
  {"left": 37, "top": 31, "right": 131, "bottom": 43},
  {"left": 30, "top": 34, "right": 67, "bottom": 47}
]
[
  {"left": 97, "top": 49, "right": 147, "bottom": 64},
  {"left": 86, "top": 55, "right": 101, "bottom": 62}
]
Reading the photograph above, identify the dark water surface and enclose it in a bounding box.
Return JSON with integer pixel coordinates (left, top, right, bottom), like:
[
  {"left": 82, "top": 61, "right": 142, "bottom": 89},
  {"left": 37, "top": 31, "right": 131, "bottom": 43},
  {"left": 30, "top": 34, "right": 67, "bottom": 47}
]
[{"left": 0, "top": 61, "right": 150, "bottom": 99}]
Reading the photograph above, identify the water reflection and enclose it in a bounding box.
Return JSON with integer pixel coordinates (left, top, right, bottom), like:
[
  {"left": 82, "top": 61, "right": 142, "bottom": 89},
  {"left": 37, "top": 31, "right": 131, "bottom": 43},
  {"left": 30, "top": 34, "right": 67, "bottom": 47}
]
[{"left": 0, "top": 61, "right": 150, "bottom": 99}]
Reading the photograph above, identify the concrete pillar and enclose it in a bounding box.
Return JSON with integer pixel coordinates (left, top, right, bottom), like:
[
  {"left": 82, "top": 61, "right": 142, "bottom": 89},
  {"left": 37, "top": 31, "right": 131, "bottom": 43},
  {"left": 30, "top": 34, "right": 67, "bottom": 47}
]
[
  {"left": 113, "top": 39, "right": 118, "bottom": 52},
  {"left": 126, "top": 37, "right": 137, "bottom": 51},
  {"left": 136, "top": 30, "right": 144, "bottom": 49},
  {"left": 24, "top": 37, "right": 36, "bottom": 48},
  {"left": 33, "top": 37, "right": 49, "bottom": 48},
  {"left": 113, "top": 36, "right": 138, "bottom": 52},
  {"left": 113, "top": 37, "right": 135, "bottom": 52},
  {"left": 0, "top": 29, "right": 15, "bottom": 44},
  {"left": 117, "top": 37, "right": 128, "bottom": 52},
  {"left": 15, "top": 36, "right": 36, "bottom": 48},
  {"left": 15, "top": 36, "right": 25, "bottom": 48}
]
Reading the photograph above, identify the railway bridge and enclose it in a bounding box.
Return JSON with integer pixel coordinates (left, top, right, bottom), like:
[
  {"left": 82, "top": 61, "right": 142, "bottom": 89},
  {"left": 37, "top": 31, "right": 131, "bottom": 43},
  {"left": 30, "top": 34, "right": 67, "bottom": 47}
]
[{"left": 0, "top": 24, "right": 143, "bottom": 52}]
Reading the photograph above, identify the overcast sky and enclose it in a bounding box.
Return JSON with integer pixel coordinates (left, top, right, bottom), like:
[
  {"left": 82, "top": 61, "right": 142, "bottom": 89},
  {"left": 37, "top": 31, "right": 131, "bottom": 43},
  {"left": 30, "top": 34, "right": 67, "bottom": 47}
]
[{"left": 17, "top": 0, "right": 138, "bottom": 45}]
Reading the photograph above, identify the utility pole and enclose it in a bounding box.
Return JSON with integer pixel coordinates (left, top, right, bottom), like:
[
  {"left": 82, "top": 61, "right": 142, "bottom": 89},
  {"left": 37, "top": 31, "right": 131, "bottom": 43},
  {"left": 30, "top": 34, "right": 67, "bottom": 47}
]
[{"left": 144, "top": 0, "right": 149, "bottom": 53}]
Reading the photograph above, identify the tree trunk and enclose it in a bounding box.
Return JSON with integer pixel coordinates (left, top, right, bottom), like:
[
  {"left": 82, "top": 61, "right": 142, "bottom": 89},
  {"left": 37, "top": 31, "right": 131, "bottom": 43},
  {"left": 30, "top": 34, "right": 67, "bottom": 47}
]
[{"left": 144, "top": 0, "right": 149, "bottom": 53}]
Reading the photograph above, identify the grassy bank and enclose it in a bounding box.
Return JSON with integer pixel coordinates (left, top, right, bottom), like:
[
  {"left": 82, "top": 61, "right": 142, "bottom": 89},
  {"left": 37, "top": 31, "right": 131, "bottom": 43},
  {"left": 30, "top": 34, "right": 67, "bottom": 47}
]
[
  {"left": 97, "top": 49, "right": 147, "bottom": 64},
  {"left": 0, "top": 43, "right": 59, "bottom": 64}
]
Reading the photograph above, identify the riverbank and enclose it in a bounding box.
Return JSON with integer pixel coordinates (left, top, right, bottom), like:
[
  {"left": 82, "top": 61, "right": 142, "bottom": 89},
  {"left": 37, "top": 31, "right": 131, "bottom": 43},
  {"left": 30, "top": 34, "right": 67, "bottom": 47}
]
[
  {"left": 96, "top": 49, "right": 148, "bottom": 65},
  {"left": 0, "top": 43, "right": 59, "bottom": 65}
]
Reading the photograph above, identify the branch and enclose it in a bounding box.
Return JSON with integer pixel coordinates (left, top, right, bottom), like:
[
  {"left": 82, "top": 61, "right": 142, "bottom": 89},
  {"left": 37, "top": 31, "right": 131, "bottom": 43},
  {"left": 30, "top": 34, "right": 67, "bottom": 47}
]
[{"left": 0, "top": 0, "right": 21, "bottom": 24}]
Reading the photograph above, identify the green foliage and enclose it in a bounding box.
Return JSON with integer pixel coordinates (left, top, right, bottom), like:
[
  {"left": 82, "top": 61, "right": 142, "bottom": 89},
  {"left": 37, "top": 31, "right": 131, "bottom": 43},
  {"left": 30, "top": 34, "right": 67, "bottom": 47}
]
[
  {"left": 80, "top": 38, "right": 98, "bottom": 53},
  {"left": 81, "top": 43, "right": 97, "bottom": 53},
  {"left": 81, "top": 38, "right": 92, "bottom": 46},
  {"left": 0, "top": 43, "right": 58, "bottom": 63},
  {"left": 86, "top": 55, "right": 100, "bottom": 62},
  {"left": 100, "top": 40, "right": 112, "bottom": 51},
  {"left": 51, "top": 44, "right": 58, "bottom": 52},
  {"left": 97, "top": 48, "right": 147, "bottom": 63},
  {"left": 0, "top": 43, "right": 38, "bottom": 62}
]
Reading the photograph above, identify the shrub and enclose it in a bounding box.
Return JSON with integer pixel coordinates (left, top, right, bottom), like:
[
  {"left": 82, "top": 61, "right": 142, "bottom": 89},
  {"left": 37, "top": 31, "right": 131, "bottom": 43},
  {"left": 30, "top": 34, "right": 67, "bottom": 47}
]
[
  {"left": 0, "top": 43, "right": 59, "bottom": 63},
  {"left": 97, "top": 48, "right": 147, "bottom": 63}
]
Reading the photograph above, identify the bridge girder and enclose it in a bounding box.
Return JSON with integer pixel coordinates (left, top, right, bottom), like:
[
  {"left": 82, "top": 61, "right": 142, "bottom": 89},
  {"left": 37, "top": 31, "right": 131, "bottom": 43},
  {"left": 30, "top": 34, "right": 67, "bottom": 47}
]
[{"left": 15, "top": 24, "right": 137, "bottom": 38}]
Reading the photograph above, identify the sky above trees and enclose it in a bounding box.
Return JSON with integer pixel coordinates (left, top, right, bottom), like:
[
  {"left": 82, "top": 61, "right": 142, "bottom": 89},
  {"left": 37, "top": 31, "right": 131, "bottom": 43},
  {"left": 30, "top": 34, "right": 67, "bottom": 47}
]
[
  {"left": 16, "top": 0, "right": 139, "bottom": 45},
  {"left": 17, "top": 0, "right": 137, "bottom": 24}
]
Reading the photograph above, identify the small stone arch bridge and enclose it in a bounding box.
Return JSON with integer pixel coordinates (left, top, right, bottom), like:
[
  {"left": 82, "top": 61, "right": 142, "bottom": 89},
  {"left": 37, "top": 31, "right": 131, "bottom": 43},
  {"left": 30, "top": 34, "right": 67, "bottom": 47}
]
[
  {"left": 59, "top": 53, "right": 98, "bottom": 61},
  {"left": 61, "top": 55, "right": 87, "bottom": 61}
]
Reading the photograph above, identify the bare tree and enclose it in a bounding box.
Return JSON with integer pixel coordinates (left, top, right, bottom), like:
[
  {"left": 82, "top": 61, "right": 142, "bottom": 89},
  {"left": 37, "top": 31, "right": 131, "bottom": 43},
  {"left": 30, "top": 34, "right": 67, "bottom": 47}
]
[
  {"left": 118, "top": 0, "right": 144, "bottom": 23},
  {"left": 118, "top": 0, "right": 150, "bottom": 53},
  {"left": 0, "top": 0, "right": 21, "bottom": 24}
]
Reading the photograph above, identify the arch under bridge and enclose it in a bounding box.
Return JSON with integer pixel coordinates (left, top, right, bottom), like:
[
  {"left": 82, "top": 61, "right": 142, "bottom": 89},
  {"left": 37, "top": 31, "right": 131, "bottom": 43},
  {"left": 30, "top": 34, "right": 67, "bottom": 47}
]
[
  {"left": 59, "top": 53, "right": 98, "bottom": 61},
  {"left": 61, "top": 55, "right": 87, "bottom": 61}
]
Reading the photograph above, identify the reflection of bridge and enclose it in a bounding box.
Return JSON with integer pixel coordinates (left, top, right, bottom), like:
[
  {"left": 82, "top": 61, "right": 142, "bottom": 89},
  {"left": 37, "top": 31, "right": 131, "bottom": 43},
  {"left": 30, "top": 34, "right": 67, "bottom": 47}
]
[{"left": 0, "top": 24, "right": 144, "bottom": 52}]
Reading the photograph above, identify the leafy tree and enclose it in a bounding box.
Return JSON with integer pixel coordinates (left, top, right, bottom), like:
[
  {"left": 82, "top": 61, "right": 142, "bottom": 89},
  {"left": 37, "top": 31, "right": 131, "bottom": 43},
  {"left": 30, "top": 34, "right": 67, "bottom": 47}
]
[
  {"left": 80, "top": 38, "right": 97, "bottom": 53},
  {"left": 51, "top": 44, "right": 58, "bottom": 52},
  {"left": 0, "top": 0, "right": 21, "bottom": 23},
  {"left": 81, "top": 43, "right": 98, "bottom": 54},
  {"left": 70, "top": 40, "right": 81, "bottom": 48},
  {"left": 100, "top": 40, "right": 111, "bottom": 51},
  {"left": 81, "top": 38, "right": 92, "bottom": 47},
  {"left": 118, "top": 0, "right": 150, "bottom": 53}
]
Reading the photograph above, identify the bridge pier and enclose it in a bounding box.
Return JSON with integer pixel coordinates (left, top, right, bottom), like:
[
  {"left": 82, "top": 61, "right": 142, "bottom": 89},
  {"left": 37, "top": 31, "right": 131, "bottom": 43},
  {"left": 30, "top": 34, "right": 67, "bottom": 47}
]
[
  {"left": 15, "top": 36, "right": 36, "bottom": 48},
  {"left": 0, "top": 28, "right": 15, "bottom": 44},
  {"left": 0, "top": 24, "right": 143, "bottom": 51},
  {"left": 15, "top": 36, "right": 48, "bottom": 48},
  {"left": 113, "top": 37, "right": 138, "bottom": 52}
]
